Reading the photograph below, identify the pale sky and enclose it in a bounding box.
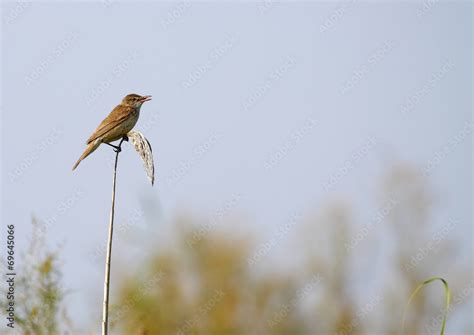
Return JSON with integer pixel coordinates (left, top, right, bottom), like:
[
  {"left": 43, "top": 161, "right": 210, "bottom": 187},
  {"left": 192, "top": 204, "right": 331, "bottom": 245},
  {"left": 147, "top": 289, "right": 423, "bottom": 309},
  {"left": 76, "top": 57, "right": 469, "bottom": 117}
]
[{"left": 1, "top": 1, "right": 472, "bottom": 333}]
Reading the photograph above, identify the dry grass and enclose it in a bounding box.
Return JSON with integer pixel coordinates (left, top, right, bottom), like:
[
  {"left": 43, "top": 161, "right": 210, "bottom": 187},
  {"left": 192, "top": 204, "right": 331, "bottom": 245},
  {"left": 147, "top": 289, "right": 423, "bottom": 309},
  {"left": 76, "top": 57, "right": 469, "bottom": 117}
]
[{"left": 128, "top": 130, "right": 155, "bottom": 185}]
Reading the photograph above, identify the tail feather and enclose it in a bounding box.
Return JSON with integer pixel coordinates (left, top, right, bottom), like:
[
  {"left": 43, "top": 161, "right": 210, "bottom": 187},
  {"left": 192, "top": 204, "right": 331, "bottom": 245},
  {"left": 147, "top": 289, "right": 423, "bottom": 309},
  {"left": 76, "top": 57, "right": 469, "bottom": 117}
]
[{"left": 72, "top": 140, "right": 101, "bottom": 170}]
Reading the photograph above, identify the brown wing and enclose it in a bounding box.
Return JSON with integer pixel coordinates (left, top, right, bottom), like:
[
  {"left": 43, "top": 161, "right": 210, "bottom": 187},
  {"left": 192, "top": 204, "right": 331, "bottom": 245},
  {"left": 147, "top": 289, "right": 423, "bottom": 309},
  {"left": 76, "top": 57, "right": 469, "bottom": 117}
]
[{"left": 86, "top": 105, "right": 134, "bottom": 144}]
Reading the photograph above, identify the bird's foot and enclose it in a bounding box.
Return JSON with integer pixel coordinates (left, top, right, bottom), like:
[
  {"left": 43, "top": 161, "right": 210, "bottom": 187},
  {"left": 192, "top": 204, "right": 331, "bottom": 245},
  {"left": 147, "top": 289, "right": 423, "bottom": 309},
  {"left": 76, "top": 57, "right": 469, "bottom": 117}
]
[
  {"left": 104, "top": 142, "right": 122, "bottom": 153},
  {"left": 122, "top": 135, "right": 129, "bottom": 142}
]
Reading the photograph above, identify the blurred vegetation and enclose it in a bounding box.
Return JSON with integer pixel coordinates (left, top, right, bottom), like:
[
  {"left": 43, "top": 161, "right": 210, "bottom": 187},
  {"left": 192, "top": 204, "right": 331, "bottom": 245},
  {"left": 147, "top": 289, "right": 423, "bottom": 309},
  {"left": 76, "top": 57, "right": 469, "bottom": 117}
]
[
  {"left": 7, "top": 165, "right": 472, "bottom": 334},
  {"left": 110, "top": 165, "right": 472, "bottom": 334},
  {"left": 4, "top": 218, "right": 73, "bottom": 335}
]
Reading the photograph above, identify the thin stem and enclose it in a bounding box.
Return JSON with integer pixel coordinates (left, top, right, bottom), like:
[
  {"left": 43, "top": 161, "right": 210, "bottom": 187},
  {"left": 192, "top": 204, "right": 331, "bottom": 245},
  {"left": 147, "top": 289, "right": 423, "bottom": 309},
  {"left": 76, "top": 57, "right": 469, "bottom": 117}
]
[{"left": 102, "top": 138, "right": 124, "bottom": 335}]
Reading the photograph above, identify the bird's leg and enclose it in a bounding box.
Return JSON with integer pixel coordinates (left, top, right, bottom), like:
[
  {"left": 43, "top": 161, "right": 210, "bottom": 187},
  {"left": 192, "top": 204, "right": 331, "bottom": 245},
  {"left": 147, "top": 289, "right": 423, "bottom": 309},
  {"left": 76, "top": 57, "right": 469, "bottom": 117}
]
[
  {"left": 104, "top": 137, "right": 126, "bottom": 153},
  {"left": 104, "top": 142, "right": 122, "bottom": 153},
  {"left": 115, "top": 137, "right": 126, "bottom": 153}
]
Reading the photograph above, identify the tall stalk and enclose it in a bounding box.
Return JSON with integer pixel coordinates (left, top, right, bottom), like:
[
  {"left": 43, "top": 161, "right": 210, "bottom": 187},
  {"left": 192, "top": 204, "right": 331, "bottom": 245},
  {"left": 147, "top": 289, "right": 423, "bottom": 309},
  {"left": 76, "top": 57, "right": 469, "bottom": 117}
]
[{"left": 102, "top": 138, "right": 124, "bottom": 335}]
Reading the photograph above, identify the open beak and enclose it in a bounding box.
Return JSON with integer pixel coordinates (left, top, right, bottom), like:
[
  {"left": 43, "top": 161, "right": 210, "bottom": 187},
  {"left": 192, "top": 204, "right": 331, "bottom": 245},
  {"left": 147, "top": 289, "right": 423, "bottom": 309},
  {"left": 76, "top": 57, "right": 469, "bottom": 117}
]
[{"left": 140, "top": 95, "right": 152, "bottom": 103}]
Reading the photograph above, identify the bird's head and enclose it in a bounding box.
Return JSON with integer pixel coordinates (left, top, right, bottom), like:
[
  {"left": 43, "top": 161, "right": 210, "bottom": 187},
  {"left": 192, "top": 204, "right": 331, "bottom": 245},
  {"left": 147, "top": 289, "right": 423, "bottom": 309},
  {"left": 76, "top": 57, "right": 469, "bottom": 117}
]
[{"left": 122, "top": 93, "right": 152, "bottom": 108}]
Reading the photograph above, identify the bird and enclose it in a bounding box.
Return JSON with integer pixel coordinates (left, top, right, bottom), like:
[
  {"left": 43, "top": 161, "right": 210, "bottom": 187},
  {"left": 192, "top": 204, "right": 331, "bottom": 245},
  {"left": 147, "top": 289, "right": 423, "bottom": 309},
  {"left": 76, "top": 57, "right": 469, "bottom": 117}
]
[{"left": 72, "top": 93, "right": 152, "bottom": 170}]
